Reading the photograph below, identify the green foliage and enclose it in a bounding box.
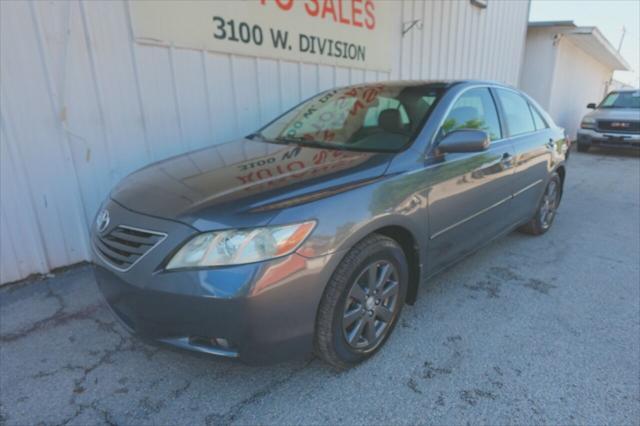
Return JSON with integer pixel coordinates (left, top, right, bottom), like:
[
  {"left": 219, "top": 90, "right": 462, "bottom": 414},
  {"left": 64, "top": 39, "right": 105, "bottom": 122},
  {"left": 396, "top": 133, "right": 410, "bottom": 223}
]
[{"left": 442, "top": 118, "right": 498, "bottom": 140}]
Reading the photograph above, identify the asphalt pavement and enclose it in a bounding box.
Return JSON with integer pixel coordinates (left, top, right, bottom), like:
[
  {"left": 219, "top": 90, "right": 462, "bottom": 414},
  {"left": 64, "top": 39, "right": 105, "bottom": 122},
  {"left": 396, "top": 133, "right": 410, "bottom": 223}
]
[{"left": 1, "top": 148, "right": 639, "bottom": 425}]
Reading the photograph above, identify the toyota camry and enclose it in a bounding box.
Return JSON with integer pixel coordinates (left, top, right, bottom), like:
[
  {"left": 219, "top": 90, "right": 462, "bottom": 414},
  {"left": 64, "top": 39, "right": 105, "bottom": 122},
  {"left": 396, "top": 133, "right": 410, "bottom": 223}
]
[{"left": 92, "top": 80, "right": 568, "bottom": 369}]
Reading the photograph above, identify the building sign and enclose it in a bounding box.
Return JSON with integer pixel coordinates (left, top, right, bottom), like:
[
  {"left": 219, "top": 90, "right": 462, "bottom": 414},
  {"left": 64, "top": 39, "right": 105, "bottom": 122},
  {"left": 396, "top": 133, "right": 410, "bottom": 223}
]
[{"left": 130, "top": 0, "right": 394, "bottom": 71}]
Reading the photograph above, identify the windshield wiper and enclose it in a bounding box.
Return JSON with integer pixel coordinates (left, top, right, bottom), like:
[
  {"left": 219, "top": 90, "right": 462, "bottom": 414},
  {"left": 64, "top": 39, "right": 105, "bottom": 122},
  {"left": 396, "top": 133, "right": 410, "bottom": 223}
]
[
  {"left": 250, "top": 133, "right": 316, "bottom": 146},
  {"left": 273, "top": 136, "right": 355, "bottom": 151},
  {"left": 263, "top": 135, "right": 392, "bottom": 152},
  {"left": 275, "top": 136, "right": 304, "bottom": 143}
]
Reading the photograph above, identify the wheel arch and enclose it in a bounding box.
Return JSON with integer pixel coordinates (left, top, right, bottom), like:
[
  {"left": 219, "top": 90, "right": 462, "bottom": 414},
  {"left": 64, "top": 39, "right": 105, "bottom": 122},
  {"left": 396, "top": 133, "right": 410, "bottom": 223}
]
[
  {"left": 373, "top": 225, "right": 421, "bottom": 305},
  {"left": 555, "top": 164, "right": 566, "bottom": 184},
  {"left": 315, "top": 217, "right": 424, "bottom": 307},
  {"left": 554, "top": 164, "right": 566, "bottom": 201}
]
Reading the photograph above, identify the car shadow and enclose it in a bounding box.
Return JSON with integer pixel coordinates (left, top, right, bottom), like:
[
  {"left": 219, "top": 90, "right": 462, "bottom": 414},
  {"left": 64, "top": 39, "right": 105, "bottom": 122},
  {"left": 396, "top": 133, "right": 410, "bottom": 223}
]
[{"left": 575, "top": 145, "right": 640, "bottom": 158}]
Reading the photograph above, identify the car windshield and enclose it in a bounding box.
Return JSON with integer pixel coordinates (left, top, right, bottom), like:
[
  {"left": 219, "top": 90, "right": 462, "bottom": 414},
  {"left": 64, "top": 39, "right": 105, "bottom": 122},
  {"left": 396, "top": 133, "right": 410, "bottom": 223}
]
[
  {"left": 599, "top": 91, "right": 640, "bottom": 109},
  {"left": 253, "top": 83, "right": 446, "bottom": 152}
]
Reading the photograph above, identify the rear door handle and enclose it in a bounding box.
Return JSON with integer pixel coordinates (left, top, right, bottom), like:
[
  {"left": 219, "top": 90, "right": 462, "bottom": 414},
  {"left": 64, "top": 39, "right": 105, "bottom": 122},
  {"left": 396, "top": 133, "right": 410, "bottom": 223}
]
[{"left": 501, "top": 152, "right": 513, "bottom": 169}]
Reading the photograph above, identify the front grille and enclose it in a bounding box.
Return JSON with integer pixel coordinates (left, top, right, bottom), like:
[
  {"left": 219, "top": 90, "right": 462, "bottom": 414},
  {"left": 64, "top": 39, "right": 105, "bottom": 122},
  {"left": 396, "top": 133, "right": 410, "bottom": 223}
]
[
  {"left": 597, "top": 120, "right": 640, "bottom": 133},
  {"left": 94, "top": 225, "right": 166, "bottom": 271}
]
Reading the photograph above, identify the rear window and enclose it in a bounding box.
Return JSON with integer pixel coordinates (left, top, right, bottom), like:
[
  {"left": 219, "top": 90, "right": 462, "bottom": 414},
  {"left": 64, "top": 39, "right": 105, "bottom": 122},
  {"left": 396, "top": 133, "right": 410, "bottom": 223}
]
[
  {"left": 363, "top": 98, "right": 410, "bottom": 128},
  {"left": 495, "top": 89, "right": 536, "bottom": 136}
]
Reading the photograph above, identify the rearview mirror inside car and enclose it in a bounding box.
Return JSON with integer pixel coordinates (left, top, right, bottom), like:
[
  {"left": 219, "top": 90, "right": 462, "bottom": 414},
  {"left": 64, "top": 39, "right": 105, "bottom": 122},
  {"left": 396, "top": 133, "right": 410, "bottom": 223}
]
[
  {"left": 586, "top": 103, "right": 597, "bottom": 109},
  {"left": 438, "top": 129, "right": 490, "bottom": 153}
]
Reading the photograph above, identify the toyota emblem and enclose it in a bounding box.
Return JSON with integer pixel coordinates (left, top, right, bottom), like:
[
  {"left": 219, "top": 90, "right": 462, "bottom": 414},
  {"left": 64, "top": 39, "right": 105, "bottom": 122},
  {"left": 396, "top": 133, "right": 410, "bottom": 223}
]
[{"left": 96, "top": 209, "right": 110, "bottom": 233}]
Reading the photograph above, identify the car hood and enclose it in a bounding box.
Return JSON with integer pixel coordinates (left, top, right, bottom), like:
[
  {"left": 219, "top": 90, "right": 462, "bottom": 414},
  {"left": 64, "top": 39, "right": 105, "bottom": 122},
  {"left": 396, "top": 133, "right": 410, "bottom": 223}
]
[
  {"left": 584, "top": 108, "right": 640, "bottom": 121},
  {"left": 111, "top": 138, "right": 393, "bottom": 230}
]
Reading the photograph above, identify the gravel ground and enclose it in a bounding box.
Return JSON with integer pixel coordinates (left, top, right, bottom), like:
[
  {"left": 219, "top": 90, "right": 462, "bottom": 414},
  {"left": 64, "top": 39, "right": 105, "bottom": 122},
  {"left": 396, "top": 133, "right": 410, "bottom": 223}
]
[{"left": 1, "top": 148, "right": 639, "bottom": 425}]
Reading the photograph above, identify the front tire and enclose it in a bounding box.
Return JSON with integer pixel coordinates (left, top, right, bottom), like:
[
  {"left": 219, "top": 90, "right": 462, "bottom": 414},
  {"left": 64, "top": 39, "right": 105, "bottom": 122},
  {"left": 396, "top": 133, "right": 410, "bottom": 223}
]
[
  {"left": 314, "top": 234, "right": 408, "bottom": 370},
  {"left": 519, "top": 172, "right": 562, "bottom": 235}
]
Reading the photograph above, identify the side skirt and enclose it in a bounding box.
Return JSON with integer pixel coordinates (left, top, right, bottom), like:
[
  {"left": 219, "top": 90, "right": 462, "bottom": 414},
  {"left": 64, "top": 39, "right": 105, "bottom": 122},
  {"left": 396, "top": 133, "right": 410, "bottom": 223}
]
[{"left": 421, "top": 219, "right": 529, "bottom": 284}]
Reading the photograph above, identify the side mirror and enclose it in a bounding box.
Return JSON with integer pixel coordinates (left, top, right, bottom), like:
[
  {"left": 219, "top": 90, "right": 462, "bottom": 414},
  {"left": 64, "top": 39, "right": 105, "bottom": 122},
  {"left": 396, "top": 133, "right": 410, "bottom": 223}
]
[
  {"left": 438, "top": 130, "right": 490, "bottom": 153},
  {"left": 587, "top": 103, "right": 597, "bottom": 109}
]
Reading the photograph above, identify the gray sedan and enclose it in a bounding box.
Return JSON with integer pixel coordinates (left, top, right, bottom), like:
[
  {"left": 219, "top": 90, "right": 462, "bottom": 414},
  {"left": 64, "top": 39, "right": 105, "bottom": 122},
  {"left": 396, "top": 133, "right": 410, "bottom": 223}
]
[{"left": 92, "top": 80, "right": 569, "bottom": 369}]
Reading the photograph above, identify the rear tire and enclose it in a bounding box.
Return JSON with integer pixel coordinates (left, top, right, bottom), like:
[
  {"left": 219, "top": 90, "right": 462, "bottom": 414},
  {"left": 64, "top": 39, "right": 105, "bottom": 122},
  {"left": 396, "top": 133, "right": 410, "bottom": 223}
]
[
  {"left": 314, "top": 234, "right": 408, "bottom": 370},
  {"left": 519, "top": 172, "right": 562, "bottom": 236},
  {"left": 577, "top": 144, "right": 590, "bottom": 153}
]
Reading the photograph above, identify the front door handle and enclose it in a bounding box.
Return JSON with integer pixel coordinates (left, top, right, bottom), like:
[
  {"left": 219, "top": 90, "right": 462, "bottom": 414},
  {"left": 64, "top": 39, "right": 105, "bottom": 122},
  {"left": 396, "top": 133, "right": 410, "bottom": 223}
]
[{"left": 501, "top": 153, "right": 514, "bottom": 169}]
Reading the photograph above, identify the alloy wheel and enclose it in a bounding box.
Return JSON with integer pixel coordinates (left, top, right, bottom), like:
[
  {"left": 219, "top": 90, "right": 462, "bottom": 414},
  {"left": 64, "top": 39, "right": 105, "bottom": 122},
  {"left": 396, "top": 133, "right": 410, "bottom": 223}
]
[
  {"left": 342, "top": 261, "right": 400, "bottom": 351},
  {"left": 540, "top": 179, "right": 560, "bottom": 229}
]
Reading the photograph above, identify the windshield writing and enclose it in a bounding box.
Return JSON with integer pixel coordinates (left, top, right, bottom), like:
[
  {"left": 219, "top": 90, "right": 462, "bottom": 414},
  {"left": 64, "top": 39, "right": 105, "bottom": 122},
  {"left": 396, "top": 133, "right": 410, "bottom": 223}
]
[{"left": 258, "top": 84, "right": 444, "bottom": 152}]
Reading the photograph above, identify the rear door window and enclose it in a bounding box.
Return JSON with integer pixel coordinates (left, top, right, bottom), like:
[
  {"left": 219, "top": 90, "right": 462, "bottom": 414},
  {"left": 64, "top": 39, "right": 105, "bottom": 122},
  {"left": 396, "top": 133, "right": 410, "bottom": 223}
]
[
  {"left": 495, "top": 89, "right": 536, "bottom": 136},
  {"left": 529, "top": 104, "right": 548, "bottom": 130}
]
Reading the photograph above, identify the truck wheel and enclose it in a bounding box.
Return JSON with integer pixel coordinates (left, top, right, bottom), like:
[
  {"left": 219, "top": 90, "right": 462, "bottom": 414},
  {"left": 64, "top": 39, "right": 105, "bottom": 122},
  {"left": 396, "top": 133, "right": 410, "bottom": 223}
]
[
  {"left": 519, "top": 172, "right": 562, "bottom": 236},
  {"left": 314, "top": 234, "right": 408, "bottom": 370}
]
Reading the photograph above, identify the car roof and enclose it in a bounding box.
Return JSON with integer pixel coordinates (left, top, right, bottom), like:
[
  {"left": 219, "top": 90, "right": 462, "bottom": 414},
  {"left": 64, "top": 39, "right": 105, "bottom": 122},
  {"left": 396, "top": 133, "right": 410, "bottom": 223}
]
[
  {"left": 611, "top": 89, "right": 640, "bottom": 94},
  {"left": 334, "top": 79, "right": 516, "bottom": 91}
]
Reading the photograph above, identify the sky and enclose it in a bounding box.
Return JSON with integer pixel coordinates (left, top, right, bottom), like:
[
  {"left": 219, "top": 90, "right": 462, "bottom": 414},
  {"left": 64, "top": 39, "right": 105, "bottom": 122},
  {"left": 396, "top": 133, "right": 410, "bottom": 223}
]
[{"left": 529, "top": 0, "right": 640, "bottom": 87}]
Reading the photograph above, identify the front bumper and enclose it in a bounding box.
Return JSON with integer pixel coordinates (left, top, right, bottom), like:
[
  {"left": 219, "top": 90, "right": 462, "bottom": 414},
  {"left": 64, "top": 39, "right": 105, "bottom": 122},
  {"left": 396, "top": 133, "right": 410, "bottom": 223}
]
[
  {"left": 94, "top": 252, "right": 339, "bottom": 364},
  {"left": 577, "top": 129, "right": 640, "bottom": 149},
  {"left": 92, "top": 200, "right": 342, "bottom": 365}
]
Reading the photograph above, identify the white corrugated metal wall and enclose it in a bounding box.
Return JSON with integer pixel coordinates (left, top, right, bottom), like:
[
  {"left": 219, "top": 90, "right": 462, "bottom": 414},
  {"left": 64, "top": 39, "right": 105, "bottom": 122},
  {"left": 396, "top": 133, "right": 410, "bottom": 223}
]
[
  {"left": 0, "top": 0, "right": 530, "bottom": 284},
  {"left": 519, "top": 27, "right": 615, "bottom": 140}
]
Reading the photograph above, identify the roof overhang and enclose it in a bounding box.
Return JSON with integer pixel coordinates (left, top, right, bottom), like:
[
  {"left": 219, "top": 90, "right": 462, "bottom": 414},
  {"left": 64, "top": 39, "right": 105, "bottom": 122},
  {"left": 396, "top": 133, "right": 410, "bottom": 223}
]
[
  {"left": 528, "top": 20, "right": 576, "bottom": 29},
  {"left": 528, "top": 21, "right": 630, "bottom": 71}
]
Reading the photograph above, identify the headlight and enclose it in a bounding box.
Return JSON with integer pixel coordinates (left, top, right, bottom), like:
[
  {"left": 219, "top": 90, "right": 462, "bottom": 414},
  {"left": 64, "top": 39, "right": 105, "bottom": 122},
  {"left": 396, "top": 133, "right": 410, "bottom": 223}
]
[
  {"left": 166, "top": 221, "right": 316, "bottom": 269},
  {"left": 581, "top": 118, "right": 597, "bottom": 129}
]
